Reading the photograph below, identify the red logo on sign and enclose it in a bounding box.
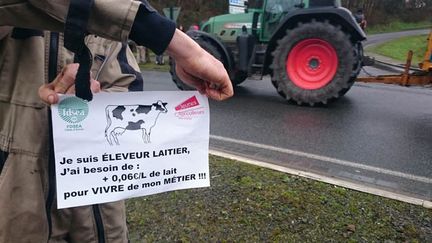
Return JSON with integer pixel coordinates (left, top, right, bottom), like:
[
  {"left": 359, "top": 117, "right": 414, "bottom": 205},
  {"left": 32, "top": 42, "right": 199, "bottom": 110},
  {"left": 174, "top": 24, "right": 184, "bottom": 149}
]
[{"left": 175, "top": 96, "right": 200, "bottom": 111}]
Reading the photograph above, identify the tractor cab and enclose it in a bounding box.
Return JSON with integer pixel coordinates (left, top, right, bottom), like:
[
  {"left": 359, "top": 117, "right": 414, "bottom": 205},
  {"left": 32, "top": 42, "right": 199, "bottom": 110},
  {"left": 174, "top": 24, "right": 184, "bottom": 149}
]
[
  {"left": 262, "top": 0, "right": 304, "bottom": 39},
  {"left": 259, "top": 0, "right": 342, "bottom": 40}
]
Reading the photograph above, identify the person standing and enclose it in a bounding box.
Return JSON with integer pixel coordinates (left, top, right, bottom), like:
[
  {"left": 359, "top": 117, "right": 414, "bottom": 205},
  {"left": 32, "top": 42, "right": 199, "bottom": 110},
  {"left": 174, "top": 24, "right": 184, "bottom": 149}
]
[
  {"left": 0, "top": 28, "right": 143, "bottom": 242},
  {"left": 0, "top": 1, "right": 233, "bottom": 242},
  {"left": 354, "top": 8, "right": 367, "bottom": 30},
  {"left": 155, "top": 53, "right": 165, "bottom": 65}
]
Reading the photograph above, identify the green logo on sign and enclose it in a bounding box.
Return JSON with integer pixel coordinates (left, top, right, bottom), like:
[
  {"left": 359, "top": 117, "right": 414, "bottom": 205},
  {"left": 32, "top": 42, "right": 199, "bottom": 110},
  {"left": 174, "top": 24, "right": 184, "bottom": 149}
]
[{"left": 58, "top": 97, "right": 89, "bottom": 123}]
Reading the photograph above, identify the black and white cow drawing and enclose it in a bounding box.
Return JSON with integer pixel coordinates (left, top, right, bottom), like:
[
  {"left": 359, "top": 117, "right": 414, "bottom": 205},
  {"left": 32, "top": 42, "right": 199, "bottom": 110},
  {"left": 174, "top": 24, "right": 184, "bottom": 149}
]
[{"left": 105, "top": 101, "right": 168, "bottom": 145}]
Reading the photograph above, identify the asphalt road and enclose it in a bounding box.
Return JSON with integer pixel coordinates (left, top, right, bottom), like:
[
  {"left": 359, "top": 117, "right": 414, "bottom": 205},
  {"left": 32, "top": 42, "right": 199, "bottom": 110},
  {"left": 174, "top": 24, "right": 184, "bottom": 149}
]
[
  {"left": 364, "top": 29, "right": 430, "bottom": 47},
  {"left": 143, "top": 69, "right": 431, "bottom": 204},
  {"left": 142, "top": 30, "right": 432, "bottom": 204}
]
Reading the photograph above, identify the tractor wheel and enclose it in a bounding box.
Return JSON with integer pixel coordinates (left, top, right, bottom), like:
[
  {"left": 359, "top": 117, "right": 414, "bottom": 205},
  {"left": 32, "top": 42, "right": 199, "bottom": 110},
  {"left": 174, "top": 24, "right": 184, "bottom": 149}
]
[
  {"left": 170, "top": 38, "right": 223, "bottom": 90},
  {"left": 352, "top": 41, "right": 364, "bottom": 78},
  {"left": 338, "top": 41, "right": 364, "bottom": 96},
  {"left": 232, "top": 71, "right": 248, "bottom": 86},
  {"left": 271, "top": 21, "right": 355, "bottom": 105}
]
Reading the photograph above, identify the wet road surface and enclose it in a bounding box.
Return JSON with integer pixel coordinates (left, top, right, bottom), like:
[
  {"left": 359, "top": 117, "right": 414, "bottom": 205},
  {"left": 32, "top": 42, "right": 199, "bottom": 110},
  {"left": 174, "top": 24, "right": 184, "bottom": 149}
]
[{"left": 143, "top": 70, "right": 431, "bottom": 203}]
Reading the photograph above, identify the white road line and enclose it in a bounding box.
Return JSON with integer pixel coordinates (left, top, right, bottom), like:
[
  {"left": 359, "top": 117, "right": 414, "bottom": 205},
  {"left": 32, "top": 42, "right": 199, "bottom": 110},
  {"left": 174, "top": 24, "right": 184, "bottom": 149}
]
[
  {"left": 210, "top": 135, "right": 432, "bottom": 184},
  {"left": 209, "top": 150, "right": 432, "bottom": 209}
]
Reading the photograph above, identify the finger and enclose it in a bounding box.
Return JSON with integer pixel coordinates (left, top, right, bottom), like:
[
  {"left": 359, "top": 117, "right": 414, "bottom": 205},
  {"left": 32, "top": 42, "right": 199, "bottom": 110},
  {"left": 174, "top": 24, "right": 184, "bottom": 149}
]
[
  {"left": 54, "top": 80, "right": 71, "bottom": 94},
  {"left": 54, "top": 64, "right": 79, "bottom": 93},
  {"left": 205, "top": 82, "right": 234, "bottom": 101},
  {"left": 176, "top": 66, "right": 206, "bottom": 93},
  {"left": 90, "top": 79, "right": 101, "bottom": 93},
  {"left": 65, "top": 85, "right": 75, "bottom": 95},
  {"left": 38, "top": 83, "right": 59, "bottom": 104},
  {"left": 204, "top": 72, "right": 233, "bottom": 100},
  {"left": 62, "top": 80, "right": 101, "bottom": 96},
  {"left": 194, "top": 56, "right": 233, "bottom": 99}
]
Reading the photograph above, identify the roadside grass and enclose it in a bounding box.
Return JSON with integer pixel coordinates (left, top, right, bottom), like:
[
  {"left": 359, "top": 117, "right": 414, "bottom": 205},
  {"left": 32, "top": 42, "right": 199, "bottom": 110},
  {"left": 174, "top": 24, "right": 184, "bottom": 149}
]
[
  {"left": 137, "top": 52, "right": 170, "bottom": 72},
  {"left": 126, "top": 155, "right": 431, "bottom": 242},
  {"left": 367, "top": 34, "right": 428, "bottom": 64},
  {"left": 367, "top": 21, "right": 432, "bottom": 35},
  {"left": 138, "top": 61, "right": 170, "bottom": 73}
]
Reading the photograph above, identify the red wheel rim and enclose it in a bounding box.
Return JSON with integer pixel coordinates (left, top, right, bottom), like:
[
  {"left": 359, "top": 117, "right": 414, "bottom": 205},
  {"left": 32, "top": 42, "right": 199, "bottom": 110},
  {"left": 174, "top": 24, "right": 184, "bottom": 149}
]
[{"left": 286, "top": 39, "right": 338, "bottom": 90}]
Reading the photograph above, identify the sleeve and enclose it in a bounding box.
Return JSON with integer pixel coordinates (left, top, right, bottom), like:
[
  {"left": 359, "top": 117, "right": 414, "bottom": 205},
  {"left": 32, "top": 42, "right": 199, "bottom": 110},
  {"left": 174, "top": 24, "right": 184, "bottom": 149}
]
[
  {"left": 0, "top": 0, "right": 175, "bottom": 56},
  {"left": 0, "top": 0, "right": 136, "bottom": 42},
  {"left": 129, "top": 3, "right": 176, "bottom": 54}
]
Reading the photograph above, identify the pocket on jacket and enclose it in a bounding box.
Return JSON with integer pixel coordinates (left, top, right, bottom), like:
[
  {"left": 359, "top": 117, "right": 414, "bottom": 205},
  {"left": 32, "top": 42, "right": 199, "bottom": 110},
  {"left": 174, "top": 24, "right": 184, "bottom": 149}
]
[{"left": 0, "top": 32, "right": 46, "bottom": 108}]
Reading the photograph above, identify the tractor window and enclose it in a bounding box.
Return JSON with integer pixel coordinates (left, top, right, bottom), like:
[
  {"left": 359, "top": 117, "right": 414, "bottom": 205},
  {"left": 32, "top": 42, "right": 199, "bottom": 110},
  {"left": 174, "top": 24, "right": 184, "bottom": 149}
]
[
  {"left": 266, "top": 0, "right": 283, "bottom": 14},
  {"left": 309, "top": 0, "right": 336, "bottom": 7},
  {"left": 266, "top": 0, "right": 302, "bottom": 13},
  {"left": 263, "top": 0, "right": 301, "bottom": 37}
]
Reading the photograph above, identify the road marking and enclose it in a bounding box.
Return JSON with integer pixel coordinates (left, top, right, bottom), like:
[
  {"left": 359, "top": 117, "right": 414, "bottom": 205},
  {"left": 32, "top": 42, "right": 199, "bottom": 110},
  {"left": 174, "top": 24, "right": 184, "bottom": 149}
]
[
  {"left": 209, "top": 150, "right": 432, "bottom": 209},
  {"left": 210, "top": 135, "right": 432, "bottom": 184}
]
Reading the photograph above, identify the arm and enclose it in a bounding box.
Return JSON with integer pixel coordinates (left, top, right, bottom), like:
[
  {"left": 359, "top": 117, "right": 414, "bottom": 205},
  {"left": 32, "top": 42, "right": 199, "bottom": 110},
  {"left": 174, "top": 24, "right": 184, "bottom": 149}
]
[
  {"left": 3, "top": 0, "right": 232, "bottom": 101},
  {"left": 39, "top": 31, "right": 234, "bottom": 103}
]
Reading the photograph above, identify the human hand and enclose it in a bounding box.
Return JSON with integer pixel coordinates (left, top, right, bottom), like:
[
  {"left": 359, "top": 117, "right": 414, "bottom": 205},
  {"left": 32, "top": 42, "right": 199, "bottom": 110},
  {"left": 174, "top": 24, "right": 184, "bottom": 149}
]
[
  {"left": 38, "top": 63, "right": 101, "bottom": 104},
  {"left": 167, "top": 30, "right": 234, "bottom": 101}
]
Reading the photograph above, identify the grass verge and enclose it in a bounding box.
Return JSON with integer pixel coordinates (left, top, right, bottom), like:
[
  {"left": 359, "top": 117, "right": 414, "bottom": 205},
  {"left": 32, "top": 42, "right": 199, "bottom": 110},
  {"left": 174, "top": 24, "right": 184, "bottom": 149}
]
[
  {"left": 367, "top": 34, "right": 428, "bottom": 64},
  {"left": 367, "top": 21, "right": 432, "bottom": 35},
  {"left": 137, "top": 51, "right": 170, "bottom": 72},
  {"left": 138, "top": 61, "right": 170, "bottom": 73},
  {"left": 126, "top": 155, "right": 431, "bottom": 242}
]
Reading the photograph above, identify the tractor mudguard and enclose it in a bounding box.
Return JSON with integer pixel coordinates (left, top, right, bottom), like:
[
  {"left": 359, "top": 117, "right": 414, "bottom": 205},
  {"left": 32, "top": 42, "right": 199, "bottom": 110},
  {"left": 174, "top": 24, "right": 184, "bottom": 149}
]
[
  {"left": 186, "top": 30, "right": 234, "bottom": 73},
  {"left": 263, "top": 7, "right": 366, "bottom": 75}
]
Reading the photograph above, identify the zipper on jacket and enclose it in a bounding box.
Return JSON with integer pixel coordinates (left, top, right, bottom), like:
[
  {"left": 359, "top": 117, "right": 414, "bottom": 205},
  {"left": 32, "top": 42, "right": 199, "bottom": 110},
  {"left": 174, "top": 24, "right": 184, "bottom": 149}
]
[
  {"left": 93, "top": 205, "right": 106, "bottom": 243},
  {"left": 46, "top": 32, "right": 59, "bottom": 241}
]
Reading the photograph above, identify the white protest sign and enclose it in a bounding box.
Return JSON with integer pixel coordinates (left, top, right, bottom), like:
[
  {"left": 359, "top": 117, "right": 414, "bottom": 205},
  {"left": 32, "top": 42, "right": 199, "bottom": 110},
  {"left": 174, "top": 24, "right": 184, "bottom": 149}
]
[{"left": 51, "top": 91, "right": 209, "bottom": 209}]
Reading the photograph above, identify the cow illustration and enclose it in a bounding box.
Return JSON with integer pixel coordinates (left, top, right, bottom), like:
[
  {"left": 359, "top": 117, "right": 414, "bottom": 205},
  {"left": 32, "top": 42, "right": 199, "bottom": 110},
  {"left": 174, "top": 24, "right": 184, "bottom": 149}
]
[{"left": 104, "top": 101, "right": 168, "bottom": 145}]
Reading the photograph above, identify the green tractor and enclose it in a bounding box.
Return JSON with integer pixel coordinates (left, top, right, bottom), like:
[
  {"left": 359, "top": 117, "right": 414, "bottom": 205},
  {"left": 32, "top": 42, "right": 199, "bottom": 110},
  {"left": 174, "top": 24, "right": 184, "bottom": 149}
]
[{"left": 170, "top": 0, "right": 366, "bottom": 105}]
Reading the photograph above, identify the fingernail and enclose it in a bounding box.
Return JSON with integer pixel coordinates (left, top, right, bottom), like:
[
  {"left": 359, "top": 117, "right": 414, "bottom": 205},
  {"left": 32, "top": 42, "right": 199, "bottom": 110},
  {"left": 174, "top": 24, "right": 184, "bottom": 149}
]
[{"left": 48, "top": 95, "right": 55, "bottom": 104}]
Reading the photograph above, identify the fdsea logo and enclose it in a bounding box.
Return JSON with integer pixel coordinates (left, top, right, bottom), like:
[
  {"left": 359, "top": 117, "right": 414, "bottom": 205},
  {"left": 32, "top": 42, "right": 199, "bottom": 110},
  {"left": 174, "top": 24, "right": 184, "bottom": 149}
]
[{"left": 58, "top": 97, "right": 89, "bottom": 125}]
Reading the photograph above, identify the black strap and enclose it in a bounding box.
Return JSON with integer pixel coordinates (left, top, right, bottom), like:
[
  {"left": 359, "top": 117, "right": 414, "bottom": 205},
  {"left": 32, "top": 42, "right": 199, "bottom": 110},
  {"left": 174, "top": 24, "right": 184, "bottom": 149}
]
[
  {"left": 64, "top": 0, "right": 95, "bottom": 101},
  {"left": 48, "top": 32, "right": 60, "bottom": 82}
]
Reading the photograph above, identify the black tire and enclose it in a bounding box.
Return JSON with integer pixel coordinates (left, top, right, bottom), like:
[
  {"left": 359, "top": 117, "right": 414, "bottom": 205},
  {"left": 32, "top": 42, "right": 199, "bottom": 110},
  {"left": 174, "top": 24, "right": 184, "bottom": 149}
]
[
  {"left": 352, "top": 41, "right": 364, "bottom": 78},
  {"left": 170, "top": 38, "right": 223, "bottom": 90},
  {"left": 232, "top": 71, "right": 248, "bottom": 86},
  {"left": 271, "top": 21, "right": 355, "bottom": 106},
  {"left": 338, "top": 41, "right": 364, "bottom": 97}
]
